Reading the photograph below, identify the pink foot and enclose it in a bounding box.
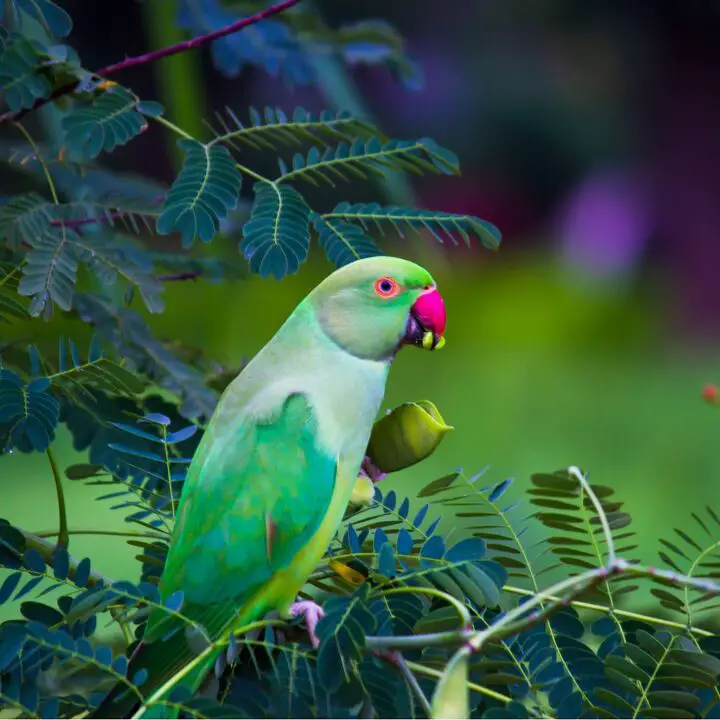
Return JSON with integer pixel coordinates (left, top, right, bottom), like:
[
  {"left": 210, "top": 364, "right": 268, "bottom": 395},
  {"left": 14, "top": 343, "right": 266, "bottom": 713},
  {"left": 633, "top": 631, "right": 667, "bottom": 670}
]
[{"left": 289, "top": 600, "right": 325, "bottom": 649}]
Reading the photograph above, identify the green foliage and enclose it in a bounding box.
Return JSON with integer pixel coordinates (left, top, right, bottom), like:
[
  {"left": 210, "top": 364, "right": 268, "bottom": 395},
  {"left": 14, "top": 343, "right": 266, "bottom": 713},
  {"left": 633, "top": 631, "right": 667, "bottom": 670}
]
[
  {"left": 241, "top": 181, "right": 311, "bottom": 278},
  {"left": 5, "top": 2, "right": 719, "bottom": 720},
  {"left": 208, "top": 107, "right": 378, "bottom": 151},
  {"left": 0, "top": 0, "right": 72, "bottom": 38},
  {"left": 61, "top": 86, "right": 161, "bottom": 161},
  {"left": 156, "top": 139, "right": 242, "bottom": 248},
  {"left": 0, "top": 32, "right": 52, "bottom": 111}
]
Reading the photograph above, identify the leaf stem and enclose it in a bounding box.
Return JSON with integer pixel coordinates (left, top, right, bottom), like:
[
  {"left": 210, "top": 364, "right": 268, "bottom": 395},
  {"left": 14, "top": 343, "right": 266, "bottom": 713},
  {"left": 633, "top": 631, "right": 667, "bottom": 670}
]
[
  {"left": 405, "top": 660, "right": 512, "bottom": 706},
  {"left": 502, "top": 584, "right": 715, "bottom": 637},
  {"left": 46, "top": 447, "right": 69, "bottom": 549},
  {"left": 13, "top": 122, "right": 59, "bottom": 205},
  {"left": 153, "top": 114, "right": 272, "bottom": 184}
]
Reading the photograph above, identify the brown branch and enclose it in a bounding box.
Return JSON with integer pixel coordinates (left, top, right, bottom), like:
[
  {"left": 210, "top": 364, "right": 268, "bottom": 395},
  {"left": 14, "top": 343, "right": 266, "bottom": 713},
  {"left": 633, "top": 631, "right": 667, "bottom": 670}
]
[{"left": 0, "top": 0, "right": 304, "bottom": 125}]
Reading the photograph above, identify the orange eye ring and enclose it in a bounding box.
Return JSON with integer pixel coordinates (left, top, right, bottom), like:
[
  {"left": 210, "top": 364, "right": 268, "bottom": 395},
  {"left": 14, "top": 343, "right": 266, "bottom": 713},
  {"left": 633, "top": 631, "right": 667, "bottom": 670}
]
[{"left": 373, "top": 276, "right": 400, "bottom": 298}]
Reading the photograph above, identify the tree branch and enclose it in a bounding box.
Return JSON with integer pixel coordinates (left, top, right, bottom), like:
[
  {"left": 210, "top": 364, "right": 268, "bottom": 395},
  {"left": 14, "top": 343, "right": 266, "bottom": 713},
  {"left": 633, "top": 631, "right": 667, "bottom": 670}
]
[{"left": 0, "top": 0, "right": 304, "bottom": 125}]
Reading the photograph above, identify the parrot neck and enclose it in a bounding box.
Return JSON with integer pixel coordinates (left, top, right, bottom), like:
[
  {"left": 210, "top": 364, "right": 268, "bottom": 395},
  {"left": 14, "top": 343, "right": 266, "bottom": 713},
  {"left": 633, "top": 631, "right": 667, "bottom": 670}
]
[{"left": 226, "top": 299, "right": 391, "bottom": 462}]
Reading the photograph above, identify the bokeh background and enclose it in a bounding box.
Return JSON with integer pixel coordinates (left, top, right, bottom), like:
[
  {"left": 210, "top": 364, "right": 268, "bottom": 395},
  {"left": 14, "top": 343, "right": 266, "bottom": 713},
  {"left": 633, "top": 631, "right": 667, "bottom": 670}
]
[{"left": 3, "top": 0, "right": 720, "bottom": 625}]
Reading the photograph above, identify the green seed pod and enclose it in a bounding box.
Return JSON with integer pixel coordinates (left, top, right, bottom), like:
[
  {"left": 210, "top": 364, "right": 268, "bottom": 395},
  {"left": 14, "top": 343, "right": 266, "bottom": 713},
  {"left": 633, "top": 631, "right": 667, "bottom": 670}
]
[{"left": 366, "top": 400, "right": 453, "bottom": 474}]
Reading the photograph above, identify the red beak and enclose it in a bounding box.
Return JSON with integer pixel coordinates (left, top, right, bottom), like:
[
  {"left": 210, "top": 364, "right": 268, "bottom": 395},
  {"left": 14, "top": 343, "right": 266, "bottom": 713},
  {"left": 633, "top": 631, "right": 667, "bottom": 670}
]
[{"left": 404, "top": 287, "right": 446, "bottom": 350}]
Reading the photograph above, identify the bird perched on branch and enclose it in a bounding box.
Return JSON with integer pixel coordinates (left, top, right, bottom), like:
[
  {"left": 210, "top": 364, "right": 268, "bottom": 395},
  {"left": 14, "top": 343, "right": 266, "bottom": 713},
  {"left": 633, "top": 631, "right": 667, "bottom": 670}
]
[{"left": 94, "top": 256, "right": 447, "bottom": 718}]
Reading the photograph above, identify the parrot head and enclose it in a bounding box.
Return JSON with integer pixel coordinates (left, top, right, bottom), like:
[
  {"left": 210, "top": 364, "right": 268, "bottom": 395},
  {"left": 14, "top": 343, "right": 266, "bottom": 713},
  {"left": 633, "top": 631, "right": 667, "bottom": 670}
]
[{"left": 310, "top": 256, "right": 446, "bottom": 361}]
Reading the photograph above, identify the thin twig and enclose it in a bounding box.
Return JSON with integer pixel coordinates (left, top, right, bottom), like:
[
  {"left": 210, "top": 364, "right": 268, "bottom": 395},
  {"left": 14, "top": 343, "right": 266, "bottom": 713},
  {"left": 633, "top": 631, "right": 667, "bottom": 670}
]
[
  {"left": 34, "top": 528, "right": 166, "bottom": 541},
  {"left": 0, "top": 0, "right": 304, "bottom": 125},
  {"left": 13, "top": 123, "right": 60, "bottom": 205},
  {"left": 46, "top": 447, "right": 69, "bottom": 549},
  {"left": 386, "top": 651, "right": 432, "bottom": 717},
  {"left": 568, "top": 465, "right": 616, "bottom": 564}
]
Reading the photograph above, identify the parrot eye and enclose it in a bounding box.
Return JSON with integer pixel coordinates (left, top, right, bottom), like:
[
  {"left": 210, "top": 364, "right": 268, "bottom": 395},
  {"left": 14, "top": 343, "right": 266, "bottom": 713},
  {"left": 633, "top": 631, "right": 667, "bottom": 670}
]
[{"left": 373, "top": 276, "right": 400, "bottom": 298}]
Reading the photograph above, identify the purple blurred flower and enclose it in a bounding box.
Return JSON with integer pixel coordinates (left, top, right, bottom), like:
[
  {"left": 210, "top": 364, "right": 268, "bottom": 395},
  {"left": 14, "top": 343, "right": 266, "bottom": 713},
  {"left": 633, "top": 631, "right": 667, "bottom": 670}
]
[{"left": 556, "top": 167, "right": 652, "bottom": 280}]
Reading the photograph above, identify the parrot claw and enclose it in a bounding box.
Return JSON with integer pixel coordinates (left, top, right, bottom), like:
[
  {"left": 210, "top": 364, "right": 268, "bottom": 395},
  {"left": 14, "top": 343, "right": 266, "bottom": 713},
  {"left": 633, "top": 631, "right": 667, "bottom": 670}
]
[{"left": 289, "top": 600, "right": 325, "bottom": 649}]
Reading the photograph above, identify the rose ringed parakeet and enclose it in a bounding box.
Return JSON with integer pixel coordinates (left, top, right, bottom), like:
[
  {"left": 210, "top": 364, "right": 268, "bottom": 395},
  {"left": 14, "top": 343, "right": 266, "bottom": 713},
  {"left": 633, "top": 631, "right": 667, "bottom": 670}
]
[{"left": 94, "top": 257, "right": 447, "bottom": 718}]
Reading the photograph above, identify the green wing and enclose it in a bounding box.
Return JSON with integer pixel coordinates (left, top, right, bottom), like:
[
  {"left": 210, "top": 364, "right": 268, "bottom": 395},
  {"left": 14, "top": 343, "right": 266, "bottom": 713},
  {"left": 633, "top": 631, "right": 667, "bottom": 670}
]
[{"left": 144, "top": 391, "right": 337, "bottom": 643}]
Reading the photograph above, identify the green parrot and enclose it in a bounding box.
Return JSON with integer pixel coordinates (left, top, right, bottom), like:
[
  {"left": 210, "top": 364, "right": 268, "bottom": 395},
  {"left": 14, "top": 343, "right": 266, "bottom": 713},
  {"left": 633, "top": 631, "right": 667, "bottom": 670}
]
[{"left": 94, "top": 256, "right": 447, "bottom": 718}]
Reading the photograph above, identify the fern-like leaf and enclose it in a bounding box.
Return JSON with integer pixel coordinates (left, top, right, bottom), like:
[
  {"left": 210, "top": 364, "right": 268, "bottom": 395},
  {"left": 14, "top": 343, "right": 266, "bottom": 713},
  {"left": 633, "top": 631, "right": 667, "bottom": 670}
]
[
  {"left": 529, "top": 471, "right": 639, "bottom": 609},
  {"left": 61, "top": 87, "right": 158, "bottom": 161},
  {"left": 312, "top": 213, "right": 381, "bottom": 267},
  {"left": 0, "top": 192, "right": 55, "bottom": 250},
  {"left": 75, "top": 293, "right": 219, "bottom": 420},
  {"left": 156, "top": 139, "right": 242, "bottom": 247},
  {"left": 72, "top": 234, "right": 164, "bottom": 313},
  {"left": 277, "top": 137, "right": 459, "bottom": 186},
  {"left": 0, "top": 370, "right": 59, "bottom": 452},
  {"left": 240, "top": 181, "right": 311, "bottom": 279},
  {"left": 0, "top": 262, "right": 27, "bottom": 323},
  {"left": 325, "top": 201, "right": 502, "bottom": 251},
  {"left": 597, "top": 631, "right": 720, "bottom": 719},
  {"left": 650, "top": 506, "right": 720, "bottom": 627},
  {"left": 32, "top": 336, "right": 145, "bottom": 402},
  {"left": 17, "top": 224, "right": 78, "bottom": 317},
  {"left": 210, "top": 106, "right": 379, "bottom": 151},
  {"left": 315, "top": 583, "right": 377, "bottom": 693}
]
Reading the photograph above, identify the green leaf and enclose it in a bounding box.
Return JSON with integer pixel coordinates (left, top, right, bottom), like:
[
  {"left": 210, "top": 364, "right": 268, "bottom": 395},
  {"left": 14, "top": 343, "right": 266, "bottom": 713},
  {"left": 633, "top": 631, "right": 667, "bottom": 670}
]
[
  {"left": 40, "top": 337, "right": 146, "bottom": 403},
  {"left": 0, "top": 193, "right": 55, "bottom": 249},
  {"left": 240, "top": 181, "right": 311, "bottom": 279},
  {"left": 326, "top": 202, "right": 502, "bottom": 251},
  {"left": 316, "top": 584, "right": 376, "bottom": 693},
  {"left": 157, "top": 139, "right": 242, "bottom": 248},
  {"left": 278, "top": 137, "right": 459, "bottom": 186},
  {"left": 1, "top": 0, "right": 72, "bottom": 37},
  {"left": 71, "top": 234, "right": 164, "bottom": 313},
  {"left": 312, "top": 214, "right": 381, "bottom": 268},
  {"left": 0, "top": 263, "right": 27, "bottom": 323},
  {"left": 418, "top": 472, "right": 460, "bottom": 498},
  {"left": 17, "top": 225, "right": 78, "bottom": 317},
  {"left": 0, "top": 33, "right": 53, "bottom": 112},
  {"left": 211, "top": 106, "right": 379, "bottom": 151},
  {"left": 61, "top": 86, "right": 149, "bottom": 160},
  {"left": 0, "top": 369, "right": 59, "bottom": 451}
]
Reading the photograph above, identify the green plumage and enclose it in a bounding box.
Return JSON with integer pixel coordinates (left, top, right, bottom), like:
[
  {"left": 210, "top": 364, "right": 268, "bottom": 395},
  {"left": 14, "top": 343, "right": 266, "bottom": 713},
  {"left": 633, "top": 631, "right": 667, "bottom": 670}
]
[{"left": 94, "top": 257, "right": 437, "bottom": 718}]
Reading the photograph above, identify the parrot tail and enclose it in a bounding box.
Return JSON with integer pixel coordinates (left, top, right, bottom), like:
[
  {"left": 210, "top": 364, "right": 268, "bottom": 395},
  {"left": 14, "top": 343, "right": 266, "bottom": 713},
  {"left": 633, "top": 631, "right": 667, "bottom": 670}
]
[{"left": 90, "top": 632, "right": 218, "bottom": 719}]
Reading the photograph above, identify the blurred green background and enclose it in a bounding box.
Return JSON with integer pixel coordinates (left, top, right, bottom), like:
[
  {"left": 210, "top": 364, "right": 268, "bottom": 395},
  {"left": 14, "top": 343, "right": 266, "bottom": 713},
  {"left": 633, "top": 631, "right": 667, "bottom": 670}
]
[{"left": 3, "top": 0, "right": 720, "bottom": 624}]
